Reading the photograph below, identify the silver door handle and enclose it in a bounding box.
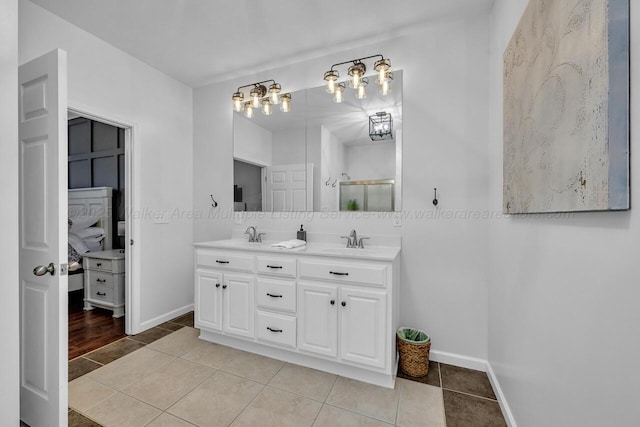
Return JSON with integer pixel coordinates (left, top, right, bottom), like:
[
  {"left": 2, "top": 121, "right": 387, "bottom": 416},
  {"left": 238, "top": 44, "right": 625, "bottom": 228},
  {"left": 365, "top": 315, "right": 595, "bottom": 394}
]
[{"left": 33, "top": 263, "right": 55, "bottom": 276}]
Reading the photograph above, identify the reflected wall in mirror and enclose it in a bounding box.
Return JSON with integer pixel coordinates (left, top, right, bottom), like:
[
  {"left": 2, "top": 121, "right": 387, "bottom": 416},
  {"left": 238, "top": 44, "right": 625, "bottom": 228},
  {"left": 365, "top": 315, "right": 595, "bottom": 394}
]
[{"left": 233, "top": 70, "right": 402, "bottom": 212}]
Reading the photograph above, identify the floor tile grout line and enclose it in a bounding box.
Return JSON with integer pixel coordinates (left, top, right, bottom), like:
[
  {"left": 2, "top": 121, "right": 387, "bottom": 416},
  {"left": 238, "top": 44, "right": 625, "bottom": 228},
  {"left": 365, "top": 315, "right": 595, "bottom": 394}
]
[
  {"left": 227, "top": 381, "right": 267, "bottom": 426},
  {"left": 323, "top": 402, "right": 396, "bottom": 426},
  {"left": 442, "top": 387, "right": 499, "bottom": 402}
]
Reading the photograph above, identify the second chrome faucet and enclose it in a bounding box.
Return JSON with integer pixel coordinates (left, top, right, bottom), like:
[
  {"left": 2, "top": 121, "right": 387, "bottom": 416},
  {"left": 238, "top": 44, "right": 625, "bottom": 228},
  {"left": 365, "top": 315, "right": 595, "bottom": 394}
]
[
  {"left": 341, "top": 229, "right": 370, "bottom": 248},
  {"left": 244, "top": 226, "right": 265, "bottom": 243}
]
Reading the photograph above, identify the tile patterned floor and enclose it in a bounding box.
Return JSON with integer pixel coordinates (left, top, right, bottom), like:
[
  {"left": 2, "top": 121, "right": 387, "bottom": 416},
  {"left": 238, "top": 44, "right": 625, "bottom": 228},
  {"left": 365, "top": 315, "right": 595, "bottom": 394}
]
[{"left": 65, "top": 312, "right": 507, "bottom": 427}]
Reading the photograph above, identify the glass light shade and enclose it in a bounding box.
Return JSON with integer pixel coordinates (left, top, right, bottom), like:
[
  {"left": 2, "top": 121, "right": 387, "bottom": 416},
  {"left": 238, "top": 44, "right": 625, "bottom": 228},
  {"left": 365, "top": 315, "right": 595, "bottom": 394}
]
[
  {"left": 379, "top": 76, "right": 392, "bottom": 96},
  {"left": 324, "top": 70, "right": 339, "bottom": 94},
  {"left": 244, "top": 102, "right": 254, "bottom": 118},
  {"left": 374, "top": 58, "right": 391, "bottom": 85},
  {"left": 333, "top": 83, "right": 345, "bottom": 103},
  {"left": 269, "top": 83, "right": 281, "bottom": 104},
  {"left": 280, "top": 93, "right": 291, "bottom": 112},
  {"left": 262, "top": 99, "right": 272, "bottom": 115},
  {"left": 356, "top": 79, "right": 368, "bottom": 100},
  {"left": 232, "top": 92, "right": 244, "bottom": 112},
  {"left": 347, "top": 63, "right": 366, "bottom": 89}
]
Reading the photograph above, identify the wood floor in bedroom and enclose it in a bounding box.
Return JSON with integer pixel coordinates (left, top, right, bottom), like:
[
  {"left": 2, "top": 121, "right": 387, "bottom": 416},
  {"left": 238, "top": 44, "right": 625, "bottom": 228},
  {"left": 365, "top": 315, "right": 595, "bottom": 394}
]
[{"left": 68, "top": 289, "right": 126, "bottom": 360}]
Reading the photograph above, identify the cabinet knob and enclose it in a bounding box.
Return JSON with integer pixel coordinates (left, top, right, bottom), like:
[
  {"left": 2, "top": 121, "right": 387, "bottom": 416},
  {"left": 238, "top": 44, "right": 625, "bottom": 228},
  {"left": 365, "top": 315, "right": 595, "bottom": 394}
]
[
  {"left": 222, "top": 284, "right": 227, "bottom": 289},
  {"left": 215, "top": 283, "right": 220, "bottom": 288},
  {"left": 341, "top": 301, "right": 346, "bottom": 307},
  {"left": 330, "top": 300, "right": 335, "bottom": 305}
]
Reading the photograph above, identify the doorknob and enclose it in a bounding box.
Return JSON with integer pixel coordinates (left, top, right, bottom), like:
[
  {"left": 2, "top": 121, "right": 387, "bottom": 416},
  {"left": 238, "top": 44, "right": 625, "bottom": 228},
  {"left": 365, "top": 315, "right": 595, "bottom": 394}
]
[{"left": 33, "top": 263, "right": 55, "bottom": 276}]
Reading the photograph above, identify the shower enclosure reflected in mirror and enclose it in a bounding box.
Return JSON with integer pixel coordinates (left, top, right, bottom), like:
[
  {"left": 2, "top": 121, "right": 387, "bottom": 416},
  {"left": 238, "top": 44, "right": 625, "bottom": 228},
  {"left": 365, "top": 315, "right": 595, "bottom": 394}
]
[{"left": 233, "top": 71, "right": 402, "bottom": 212}]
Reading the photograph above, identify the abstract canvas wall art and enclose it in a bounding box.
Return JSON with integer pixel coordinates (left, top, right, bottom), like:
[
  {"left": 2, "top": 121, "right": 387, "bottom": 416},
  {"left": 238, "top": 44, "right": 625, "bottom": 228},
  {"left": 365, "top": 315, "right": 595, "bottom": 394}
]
[{"left": 503, "top": 0, "right": 629, "bottom": 214}]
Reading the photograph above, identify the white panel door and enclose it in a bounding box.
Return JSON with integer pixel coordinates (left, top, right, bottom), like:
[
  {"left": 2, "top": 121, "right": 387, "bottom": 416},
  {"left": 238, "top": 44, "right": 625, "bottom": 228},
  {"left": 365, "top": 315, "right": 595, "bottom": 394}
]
[
  {"left": 19, "top": 49, "right": 68, "bottom": 427},
  {"left": 264, "top": 163, "right": 313, "bottom": 211},
  {"left": 223, "top": 273, "right": 255, "bottom": 338},
  {"left": 195, "top": 269, "right": 222, "bottom": 332},
  {"left": 339, "top": 287, "right": 387, "bottom": 369},
  {"left": 297, "top": 282, "right": 337, "bottom": 358}
]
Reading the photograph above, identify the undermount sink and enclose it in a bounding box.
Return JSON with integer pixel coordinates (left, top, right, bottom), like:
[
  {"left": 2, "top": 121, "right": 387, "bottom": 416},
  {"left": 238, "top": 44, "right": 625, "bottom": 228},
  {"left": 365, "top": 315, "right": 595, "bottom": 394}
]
[{"left": 319, "top": 247, "right": 376, "bottom": 255}]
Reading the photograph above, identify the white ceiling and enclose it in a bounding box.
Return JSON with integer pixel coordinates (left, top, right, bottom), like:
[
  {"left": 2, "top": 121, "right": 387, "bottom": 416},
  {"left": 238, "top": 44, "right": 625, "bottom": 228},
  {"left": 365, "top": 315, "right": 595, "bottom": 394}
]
[{"left": 29, "top": 0, "right": 495, "bottom": 88}]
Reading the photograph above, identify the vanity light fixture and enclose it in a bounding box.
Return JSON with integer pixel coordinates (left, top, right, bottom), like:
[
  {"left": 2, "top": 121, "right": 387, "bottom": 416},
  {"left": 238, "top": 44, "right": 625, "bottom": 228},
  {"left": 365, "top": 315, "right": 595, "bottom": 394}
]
[
  {"left": 369, "top": 112, "right": 393, "bottom": 141},
  {"left": 323, "top": 54, "right": 392, "bottom": 102},
  {"left": 232, "top": 79, "right": 291, "bottom": 117}
]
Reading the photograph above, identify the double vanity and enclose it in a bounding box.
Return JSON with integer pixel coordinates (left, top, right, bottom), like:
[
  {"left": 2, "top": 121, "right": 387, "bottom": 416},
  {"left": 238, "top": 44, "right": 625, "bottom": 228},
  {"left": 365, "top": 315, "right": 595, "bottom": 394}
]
[{"left": 193, "top": 236, "right": 400, "bottom": 388}]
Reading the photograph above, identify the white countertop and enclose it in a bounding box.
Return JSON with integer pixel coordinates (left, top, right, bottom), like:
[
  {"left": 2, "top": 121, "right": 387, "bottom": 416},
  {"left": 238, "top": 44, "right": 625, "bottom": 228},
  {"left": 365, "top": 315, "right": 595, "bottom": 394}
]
[{"left": 193, "top": 239, "right": 401, "bottom": 261}]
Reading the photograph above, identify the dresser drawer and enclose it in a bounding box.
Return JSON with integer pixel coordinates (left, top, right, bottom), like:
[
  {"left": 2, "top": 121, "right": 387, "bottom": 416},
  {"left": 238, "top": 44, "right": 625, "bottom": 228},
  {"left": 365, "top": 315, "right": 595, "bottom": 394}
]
[
  {"left": 257, "top": 256, "right": 296, "bottom": 277},
  {"left": 88, "top": 284, "right": 114, "bottom": 303},
  {"left": 298, "top": 258, "right": 387, "bottom": 287},
  {"left": 88, "top": 271, "right": 114, "bottom": 289},
  {"left": 256, "top": 279, "right": 296, "bottom": 313},
  {"left": 257, "top": 311, "right": 296, "bottom": 348},
  {"left": 196, "top": 250, "right": 255, "bottom": 272},
  {"left": 84, "top": 257, "right": 125, "bottom": 274}
]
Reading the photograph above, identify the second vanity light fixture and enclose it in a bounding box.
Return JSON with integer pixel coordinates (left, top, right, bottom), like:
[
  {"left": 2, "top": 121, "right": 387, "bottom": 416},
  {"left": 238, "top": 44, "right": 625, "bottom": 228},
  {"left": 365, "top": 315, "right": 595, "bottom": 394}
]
[
  {"left": 232, "top": 79, "right": 291, "bottom": 118},
  {"left": 323, "top": 54, "right": 392, "bottom": 103}
]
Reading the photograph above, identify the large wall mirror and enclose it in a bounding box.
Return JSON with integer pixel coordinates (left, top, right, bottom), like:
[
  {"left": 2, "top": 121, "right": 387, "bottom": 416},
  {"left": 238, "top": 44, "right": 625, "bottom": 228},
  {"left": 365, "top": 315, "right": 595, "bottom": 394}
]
[{"left": 233, "top": 71, "right": 402, "bottom": 212}]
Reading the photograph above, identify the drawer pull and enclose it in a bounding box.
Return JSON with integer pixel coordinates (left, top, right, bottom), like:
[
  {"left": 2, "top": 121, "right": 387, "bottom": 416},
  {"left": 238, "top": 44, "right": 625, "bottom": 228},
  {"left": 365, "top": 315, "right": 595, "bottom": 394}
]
[
  {"left": 266, "top": 265, "right": 283, "bottom": 269},
  {"left": 215, "top": 283, "right": 220, "bottom": 288},
  {"left": 96, "top": 292, "right": 106, "bottom": 297},
  {"left": 96, "top": 262, "right": 102, "bottom": 267},
  {"left": 341, "top": 301, "right": 347, "bottom": 307},
  {"left": 330, "top": 299, "right": 335, "bottom": 305},
  {"left": 266, "top": 327, "right": 283, "bottom": 333},
  {"left": 266, "top": 293, "right": 283, "bottom": 298},
  {"left": 330, "top": 271, "right": 349, "bottom": 276},
  {"left": 216, "top": 260, "right": 230, "bottom": 264},
  {"left": 222, "top": 284, "right": 227, "bottom": 289},
  {"left": 96, "top": 278, "right": 106, "bottom": 283}
]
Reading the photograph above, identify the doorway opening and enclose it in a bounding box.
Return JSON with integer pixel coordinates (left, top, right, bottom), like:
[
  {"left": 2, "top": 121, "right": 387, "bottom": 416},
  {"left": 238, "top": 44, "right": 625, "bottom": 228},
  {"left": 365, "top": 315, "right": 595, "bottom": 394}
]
[{"left": 66, "top": 109, "right": 135, "bottom": 360}]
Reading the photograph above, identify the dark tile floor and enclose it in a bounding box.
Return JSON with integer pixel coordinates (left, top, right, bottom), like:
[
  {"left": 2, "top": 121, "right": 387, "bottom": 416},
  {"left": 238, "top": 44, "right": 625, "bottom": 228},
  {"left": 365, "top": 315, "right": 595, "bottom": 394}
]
[{"left": 65, "top": 311, "right": 507, "bottom": 427}]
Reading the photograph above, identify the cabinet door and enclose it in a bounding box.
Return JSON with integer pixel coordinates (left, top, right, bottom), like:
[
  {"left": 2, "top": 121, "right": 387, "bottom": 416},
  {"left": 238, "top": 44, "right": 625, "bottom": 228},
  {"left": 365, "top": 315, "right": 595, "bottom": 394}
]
[
  {"left": 195, "top": 269, "right": 223, "bottom": 332},
  {"left": 339, "top": 287, "right": 387, "bottom": 369},
  {"left": 223, "top": 273, "right": 255, "bottom": 339},
  {"left": 298, "top": 282, "right": 338, "bottom": 357}
]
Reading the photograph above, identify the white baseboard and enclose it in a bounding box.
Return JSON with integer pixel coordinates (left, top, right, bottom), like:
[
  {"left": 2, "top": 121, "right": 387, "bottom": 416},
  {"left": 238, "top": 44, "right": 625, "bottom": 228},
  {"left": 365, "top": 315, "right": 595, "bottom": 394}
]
[
  {"left": 136, "top": 304, "right": 194, "bottom": 333},
  {"left": 429, "top": 350, "right": 488, "bottom": 371},
  {"left": 486, "top": 362, "right": 517, "bottom": 427},
  {"left": 430, "top": 350, "right": 517, "bottom": 427}
]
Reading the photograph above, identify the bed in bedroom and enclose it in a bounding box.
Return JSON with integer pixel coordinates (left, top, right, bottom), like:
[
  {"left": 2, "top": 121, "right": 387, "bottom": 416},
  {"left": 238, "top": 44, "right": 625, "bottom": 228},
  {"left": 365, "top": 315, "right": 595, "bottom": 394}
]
[{"left": 68, "top": 187, "right": 114, "bottom": 292}]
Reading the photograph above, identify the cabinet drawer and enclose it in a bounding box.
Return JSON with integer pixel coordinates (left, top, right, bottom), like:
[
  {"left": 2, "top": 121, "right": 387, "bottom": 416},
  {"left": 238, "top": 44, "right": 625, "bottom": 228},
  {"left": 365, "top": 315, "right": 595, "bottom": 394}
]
[
  {"left": 257, "top": 311, "right": 296, "bottom": 348},
  {"left": 196, "top": 250, "right": 254, "bottom": 272},
  {"left": 299, "top": 259, "right": 387, "bottom": 287},
  {"left": 88, "top": 284, "right": 114, "bottom": 303},
  {"left": 257, "top": 256, "right": 296, "bottom": 277},
  {"left": 88, "top": 271, "right": 114, "bottom": 289},
  {"left": 257, "top": 279, "right": 296, "bottom": 313}
]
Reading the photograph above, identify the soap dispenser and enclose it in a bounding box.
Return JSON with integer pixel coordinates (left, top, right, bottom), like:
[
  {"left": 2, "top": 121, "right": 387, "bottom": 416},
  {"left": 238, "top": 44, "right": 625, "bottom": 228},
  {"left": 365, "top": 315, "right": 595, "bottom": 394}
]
[{"left": 297, "top": 225, "right": 307, "bottom": 241}]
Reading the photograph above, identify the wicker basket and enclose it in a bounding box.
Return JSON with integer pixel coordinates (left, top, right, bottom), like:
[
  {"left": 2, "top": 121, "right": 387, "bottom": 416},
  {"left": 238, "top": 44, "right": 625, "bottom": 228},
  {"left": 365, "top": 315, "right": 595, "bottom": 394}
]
[{"left": 397, "top": 328, "right": 431, "bottom": 377}]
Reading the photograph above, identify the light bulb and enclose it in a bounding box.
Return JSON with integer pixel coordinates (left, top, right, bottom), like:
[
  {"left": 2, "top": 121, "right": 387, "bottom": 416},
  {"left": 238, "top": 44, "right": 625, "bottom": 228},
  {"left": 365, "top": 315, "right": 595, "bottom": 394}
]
[
  {"left": 251, "top": 94, "right": 260, "bottom": 108},
  {"left": 244, "top": 103, "right": 254, "bottom": 118},
  {"left": 374, "top": 58, "right": 391, "bottom": 85},
  {"left": 333, "top": 83, "right": 345, "bottom": 103},
  {"left": 327, "top": 79, "right": 336, "bottom": 94},
  {"left": 280, "top": 93, "right": 291, "bottom": 113},
  {"left": 347, "top": 62, "right": 366, "bottom": 89},
  {"left": 262, "top": 99, "right": 272, "bottom": 116},
  {"left": 350, "top": 71, "right": 361, "bottom": 89},
  {"left": 378, "top": 68, "right": 387, "bottom": 84}
]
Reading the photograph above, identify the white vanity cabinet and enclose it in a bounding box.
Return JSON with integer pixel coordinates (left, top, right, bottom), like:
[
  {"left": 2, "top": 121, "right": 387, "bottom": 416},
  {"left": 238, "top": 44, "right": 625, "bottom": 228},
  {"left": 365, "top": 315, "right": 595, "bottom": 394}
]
[
  {"left": 194, "top": 250, "right": 255, "bottom": 339},
  {"left": 193, "top": 241, "right": 400, "bottom": 388}
]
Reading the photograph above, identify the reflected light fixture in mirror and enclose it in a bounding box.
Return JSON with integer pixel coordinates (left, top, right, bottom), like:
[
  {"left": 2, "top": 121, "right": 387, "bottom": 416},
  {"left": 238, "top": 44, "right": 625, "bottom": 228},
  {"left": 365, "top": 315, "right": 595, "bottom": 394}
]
[
  {"left": 323, "top": 54, "right": 391, "bottom": 102},
  {"left": 369, "top": 112, "right": 393, "bottom": 141},
  {"left": 232, "top": 79, "right": 291, "bottom": 117}
]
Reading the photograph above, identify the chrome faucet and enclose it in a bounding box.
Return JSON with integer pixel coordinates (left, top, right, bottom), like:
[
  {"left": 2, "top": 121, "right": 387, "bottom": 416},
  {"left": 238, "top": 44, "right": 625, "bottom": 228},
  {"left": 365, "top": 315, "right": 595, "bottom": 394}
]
[
  {"left": 341, "top": 229, "right": 370, "bottom": 248},
  {"left": 244, "top": 226, "right": 257, "bottom": 242}
]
